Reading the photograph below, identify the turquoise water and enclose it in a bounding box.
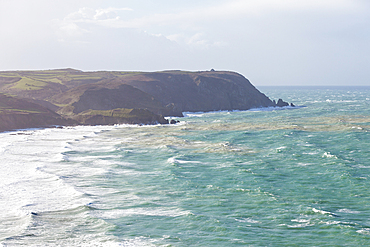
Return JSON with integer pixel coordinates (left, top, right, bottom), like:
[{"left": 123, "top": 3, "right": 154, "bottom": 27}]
[{"left": 1, "top": 87, "right": 370, "bottom": 246}]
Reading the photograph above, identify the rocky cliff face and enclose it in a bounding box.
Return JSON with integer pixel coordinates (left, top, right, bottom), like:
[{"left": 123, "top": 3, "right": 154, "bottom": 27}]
[
  {"left": 0, "top": 113, "right": 76, "bottom": 132},
  {"left": 118, "top": 71, "right": 275, "bottom": 116},
  {"left": 58, "top": 71, "right": 275, "bottom": 117},
  {"left": 0, "top": 93, "right": 167, "bottom": 132},
  {"left": 74, "top": 108, "right": 169, "bottom": 125},
  {"left": 71, "top": 84, "right": 166, "bottom": 115}
]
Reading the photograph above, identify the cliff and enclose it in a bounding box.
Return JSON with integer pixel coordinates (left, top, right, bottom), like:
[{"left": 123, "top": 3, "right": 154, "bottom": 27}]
[
  {"left": 119, "top": 71, "right": 275, "bottom": 116},
  {"left": 74, "top": 108, "right": 169, "bottom": 125},
  {"left": 53, "top": 70, "right": 276, "bottom": 117}
]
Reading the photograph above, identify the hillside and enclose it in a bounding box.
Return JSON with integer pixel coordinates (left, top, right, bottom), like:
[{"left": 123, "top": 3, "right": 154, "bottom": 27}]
[
  {"left": 49, "top": 70, "right": 276, "bottom": 117},
  {"left": 0, "top": 93, "right": 77, "bottom": 132}
]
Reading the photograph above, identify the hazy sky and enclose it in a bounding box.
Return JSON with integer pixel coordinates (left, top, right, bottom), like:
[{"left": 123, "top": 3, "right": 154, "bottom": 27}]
[{"left": 1, "top": 0, "right": 369, "bottom": 86}]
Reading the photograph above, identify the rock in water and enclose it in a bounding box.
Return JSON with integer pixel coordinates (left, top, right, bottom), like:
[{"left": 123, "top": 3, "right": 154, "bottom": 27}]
[{"left": 276, "top": 98, "right": 289, "bottom": 107}]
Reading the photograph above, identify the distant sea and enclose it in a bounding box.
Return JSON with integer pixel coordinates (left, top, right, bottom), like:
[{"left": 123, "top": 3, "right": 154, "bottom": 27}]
[{"left": 1, "top": 86, "right": 370, "bottom": 246}]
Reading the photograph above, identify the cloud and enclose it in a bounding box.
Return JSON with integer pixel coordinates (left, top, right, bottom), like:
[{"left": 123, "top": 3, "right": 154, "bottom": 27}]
[
  {"left": 108, "top": 0, "right": 362, "bottom": 28},
  {"left": 55, "top": 6, "right": 221, "bottom": 48},
  {"left": 59, "top": 7, "right": 134, "bottom": 29},
  {"left": 167, "top": 33, "right": 227, "bottom": 49},
  {"left": 2, "top": 0, "right": 370, "bottom": 85},
  {"left": 94, "top": 7, "right": 133, "bottom": 20},
  {"left": 52, "top": 0, "right": 364, "bottom": 49},
  {"left": 204, "top": 0, "right": 362, "bottom": 17},
  {"left": 54, "top": 7, "right": 135, "bottom": 42},
  {"left": 64, "top": 7, "right": 133, "bottom": 22}
]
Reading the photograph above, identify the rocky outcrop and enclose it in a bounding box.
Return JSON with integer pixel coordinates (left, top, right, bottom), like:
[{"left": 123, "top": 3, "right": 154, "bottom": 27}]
[
  {"left": 272, "top": 99, "right": 294, "bottom": 107},
  {"left": 276, "top": 99, "right": 289, "bottom": 107}
]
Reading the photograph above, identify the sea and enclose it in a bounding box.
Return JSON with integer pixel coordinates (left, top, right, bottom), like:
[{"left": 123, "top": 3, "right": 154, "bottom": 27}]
[{"left": 1, "top": 86, "right": 370, "bottom": 246}]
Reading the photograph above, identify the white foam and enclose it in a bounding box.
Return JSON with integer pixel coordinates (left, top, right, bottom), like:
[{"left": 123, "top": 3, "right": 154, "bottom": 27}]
[
  {"left": 357, "top": 229, "right": 370, "bottom": 235},
  {"left": 182, "top": 111, "right": 229, "bottom": 117},
  {"left": 355, "top": 165, "right": 370, "bottom": 169},
  {"left": 297, "top": 163, "right": 312, "bottom": 167},
  {"left": 94, "top": 207, "right": 192, "bottom": 219},
  {"left": 167, "top": 157, "right": 202, "bottom": 164},
  {"left": 322, "top": 152, "right": 338, "bottom": 159},
  {"left": 287, "top": 223, "right": 314, "bottom": 228},
  {"left": 0, "top": 127, "right": 110, "bottom": 240},
  {"left": 288, "top": 218, "right": 314, "bottom": 228},
  {"left": 0, "top": 210, "right": 32, "bottom": 241},
  {"left": 312, "top": 208, "right": 338, "bottom": 217},
  {"left": 248, "top": 105, "right": 305, "bottom": 112},
  {"left": 120, "top": 237, "right": 157, "bottom": 247},
  {"left": 312, "top": 208, "right": 331, "bottom": 214},
  {"left": 182, "top": 106, "right": 305, "bottom": 117},
  {"left": 235, "top": 218, "right": 260, "bottom": 224},
  {"left": 337, "top": 208, "right": 361, "bottom": 214}
]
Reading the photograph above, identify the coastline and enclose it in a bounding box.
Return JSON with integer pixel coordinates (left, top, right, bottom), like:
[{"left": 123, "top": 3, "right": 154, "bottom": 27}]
[
  {"left": 0, "top": 105, "right": 301, "bottom": 134},
  {"left": 0, "top": 69, "right": 295, "bottom": 133}
]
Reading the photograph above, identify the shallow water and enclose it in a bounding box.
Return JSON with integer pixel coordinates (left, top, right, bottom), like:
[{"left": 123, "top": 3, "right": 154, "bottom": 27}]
[{"left": 1, "top": 87, "right": 370, "bottom": 246}]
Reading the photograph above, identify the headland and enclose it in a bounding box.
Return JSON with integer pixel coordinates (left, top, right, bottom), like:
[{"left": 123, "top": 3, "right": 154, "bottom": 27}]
[{"left": 0, "top": 69, "right": 292, "bottom": 132}]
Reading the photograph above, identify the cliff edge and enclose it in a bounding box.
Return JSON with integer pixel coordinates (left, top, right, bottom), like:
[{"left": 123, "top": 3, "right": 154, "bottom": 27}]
[{"left": 54, "top": 70, "right": 277, "bottom": 117}]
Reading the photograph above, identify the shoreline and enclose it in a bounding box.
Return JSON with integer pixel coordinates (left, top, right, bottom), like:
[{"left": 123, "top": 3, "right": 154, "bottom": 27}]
[{"left": 1, "top": 106, "right": 301, "bottom": 134}]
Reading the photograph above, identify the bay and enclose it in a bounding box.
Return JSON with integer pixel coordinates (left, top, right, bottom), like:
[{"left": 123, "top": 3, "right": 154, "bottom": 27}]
[{"left": 1, "top": 87, "right": 370, "bottom": 246}]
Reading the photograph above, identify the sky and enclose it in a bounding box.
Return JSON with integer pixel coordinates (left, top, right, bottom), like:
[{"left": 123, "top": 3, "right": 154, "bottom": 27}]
[{"left": 0, "top": 0, "right": 369, "bottom": 86}]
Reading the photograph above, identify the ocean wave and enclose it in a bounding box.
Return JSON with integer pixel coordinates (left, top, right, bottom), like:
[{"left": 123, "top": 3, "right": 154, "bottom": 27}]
[
  {"left": 288, "top": 219, "right": 315, "bottom": 228},
  {"left": 322, "top": 152, "right": 338, "bottom": 159},
  {"left": 167, "top": 157, "right": 202, "bottom": 165},
  {"left": 235, "top": 218, "right": 260, "bottom": 224},
  {"left": 337, "top": 208, "right": 361, "bottom": 214},
  {"left": 1, "top": 87, "right": 370, "bottom": 246},
  {"left": 94, "top": 207, "right": 193, "bottom": 219},
  {"left": 182, "top": 106, "right": 305, "bottom": 117},
  {"left": 312, "top": 208, "right": 339, "bottom": 217},
  {"left": 357, "top": 229, "right": 370, "bottom": 235},
  {"left": 0, "top": 127, "right": 103, "bottom": 242}
]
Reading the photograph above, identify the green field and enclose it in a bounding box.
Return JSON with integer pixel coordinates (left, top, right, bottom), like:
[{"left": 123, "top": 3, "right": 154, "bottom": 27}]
[{"left": 11, "top": 77, "right": 48, "bottom": 90}]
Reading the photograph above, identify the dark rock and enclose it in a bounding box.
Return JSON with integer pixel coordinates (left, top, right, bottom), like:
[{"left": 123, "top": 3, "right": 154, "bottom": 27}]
[
  {"left": 290, "top": 103, "right": 295, "bottom": 107},
  {"left": 170, "top": 119, "right": 179, "bottom": 124},
  {"left": 276, "top": 99, "right": 289, "bottom": 107}
]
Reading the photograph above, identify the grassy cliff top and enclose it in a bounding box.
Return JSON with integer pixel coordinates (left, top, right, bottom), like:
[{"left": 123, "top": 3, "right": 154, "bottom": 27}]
[{"left": 0, "top": 69, "right": 236, "bottom": 91}]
